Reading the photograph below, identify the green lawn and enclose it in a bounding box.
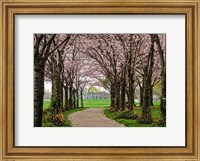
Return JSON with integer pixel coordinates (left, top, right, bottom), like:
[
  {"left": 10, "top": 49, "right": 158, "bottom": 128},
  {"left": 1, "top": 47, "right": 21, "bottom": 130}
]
[
  {"left": 43, "top": 99, "right": 111, "bottom": 110},
  {"left": 42, "top": 99, "right": 163, "bottom": 127},
  {"left": 80, "top": 99, "right": 110, "bottom": 108},
  {"left": 43, "top": 101, "right": 51, "bottom": 111},
  {"left": 104, "top": 101, "right": 163, "bottom": 127},
  {"left": 134, "top": 104, "right": 161, "bottom": 120}
]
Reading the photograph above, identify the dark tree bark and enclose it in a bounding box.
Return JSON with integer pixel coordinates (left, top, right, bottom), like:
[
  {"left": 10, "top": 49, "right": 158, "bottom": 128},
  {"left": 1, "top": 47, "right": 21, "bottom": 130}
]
[
  {"left": 140, "top": 86, "right": 144, "bottom": 107},
  {"left": 58, "top": 51, "right": 64, "bottom": 110},
  {"left": 127, "top": 35, "right": 136, "bottom": 112},
  {"left": 72, "top": 88, "right": 76, "bottom": 108},
  {"left": 34, "top": 62, "right": 45, "bottom": 127},
  {"left": 34, "top": 34, "right": 71, "bottom": 126},
  {"left": 114, "top": 80, "right": 120, "bottom": 111},
  {"left": 34, "top": 34, "right": 56, "bottom": 127},
  {"left": 128, "top": 66, "right": 133, "bottom": 111},
  {"left": 140, "top": 34, "right": 155, "bottom": 124},
  {"left": 76, "top": 89, "right": 79, "bottom": 108},
  {"left": 160, "top": 71, "right": 166, "bottom": 119},
  {"left": 69, "top": 81, "right": 73, "bottom": 110},
  {"left": 120, "top": 68, "right": 126, "bottom": 111},
  {"left": 80, "top": 87, "right": 84, "bottom": 108},
  {"left": 141, "top": 67, "right": 153, "bottom": 123},
  {"left": 128, "top": 67, "right": 133, "bottom": 111},
  {"left": 51, "top": 77, "right": 56, "bottom": 112},
  {"left": 46, "top": 55, "right": 56, "bottom": 113},
  {"left": 132, "top": 86, "right": 135, "bottom": 107},
  {"left": 154, "top": 34, "right": 166, "bottom": 121},
  {"left": 50, "top": 52, "right": 62, "bottom": 114},
  {"left": 55, "top": 65, "right": 61, "bottom": 114},
  {"left": 64, "top": 81, "right": 69, "bottom": 110},
  {"left": 59, "top": 75, "right": 64, "bottom": 110},
  {"left": 110, "top": 83, "right": 115, "bottom": 109},
  {"left": 60, "top": 84, "right": 64, "bottom": 109},
  {"left": 128, "top": 63, "right": 134, "bottom": 110},
  {"left": 51, "top": 56, "right": 56, "bottom": 106},
  {"left": 149, "top": 85, "right": 154, "bottom": 106}
]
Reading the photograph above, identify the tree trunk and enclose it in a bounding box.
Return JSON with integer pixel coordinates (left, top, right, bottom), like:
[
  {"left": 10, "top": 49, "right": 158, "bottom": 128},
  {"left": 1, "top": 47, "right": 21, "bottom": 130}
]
[
  {"left": 76, "top": 89, "right": 79, "bottom": 108},
  {"left": 50, "top": 55, "right": 61, "bottom": 114},
  {"left": 140, "top": 35, "right": 155, "bottom": 124},
  {"left": 51, "top": 78, "right": 56, "bottom": 105},
  {"left": 115, "top": 80, "right": 120, "bottom": 111},
  {"left": 110, "top": 83, "right": 115, "bottom": 109},
  {"left": 34, "top": 63, "right": 45, "bottom": 127},
  {"left": 59, "top": 82, "right": 63, "bottom": 110},
  {"left": 80, "top": 88, "right": 84, "bottom": 108},
  {"left": 73, "top": 88, "right": 76, "bottom": 108},
  {"left": 160, "top": 70, "right": 166, "bottom": 120},
  {"left": 64, "top": 83, "right": 69, "bottom": 110},
  {"left": 58, "top": 52, "right": 63, "bottom": 111},
  {"left": 149, "top": 86, "right": 154, "bottom": 106},
  {"left": 69, "top": 82, "right": 73, "bottom": 110},
  {"left": 51, "top": 80, "right": 57, "bottom": 114},
  {"left": 141, "top": 71, "right": 153, "bottom": 123},
  {"left": 120, "top": 77, "right": 126, "bottom": 111},
  {"left": 140, "top": 86, "right": 144, "bottom": 107},
  {"left": 154, "top": 34, "right": 166, "bottom": 121},
  {"left": 50, "top": 59, "right": 56, "bottom": 113},
  {"left": 55, "top": 74, "right": 61, "bottom": 114},
  {"left": 60, "top": 76, "right": 64, "bottom": 109},
  {"left": 132, "top": 87, "right": 135, "bottom": 107},
  {"left": 128, "top": 74, "right": 134, "bottom": 111},
  {"left": 127, "top": 37, "right": 135, "bottom": 111}
]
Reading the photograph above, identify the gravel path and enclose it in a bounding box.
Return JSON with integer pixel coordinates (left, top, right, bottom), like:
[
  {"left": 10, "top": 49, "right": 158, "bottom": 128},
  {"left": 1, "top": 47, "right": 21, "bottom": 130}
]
[{"left": 68, "top": 108, "right": 125, "bottom": 127}]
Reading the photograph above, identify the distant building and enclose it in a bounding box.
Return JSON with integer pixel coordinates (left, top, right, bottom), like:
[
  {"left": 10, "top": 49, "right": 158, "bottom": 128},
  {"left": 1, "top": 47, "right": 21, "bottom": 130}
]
[
  {"left": 85, "top": 85, "right": 110, "bottom": 99},
  {"left": 86, "top": 91, "right": 110, "bottom": 99}
]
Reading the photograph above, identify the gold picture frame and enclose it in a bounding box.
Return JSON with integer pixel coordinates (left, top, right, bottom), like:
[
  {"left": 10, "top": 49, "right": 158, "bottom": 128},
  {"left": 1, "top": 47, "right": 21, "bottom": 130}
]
[{"left": 0, "top": 0, "right": 199, "bottom": 160}]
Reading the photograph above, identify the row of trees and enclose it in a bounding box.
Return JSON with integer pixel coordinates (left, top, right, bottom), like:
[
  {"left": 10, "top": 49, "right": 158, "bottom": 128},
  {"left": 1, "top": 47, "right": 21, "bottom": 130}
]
[
  {"left": 81, "top": 34, "right": 166, "bottom": 123},
  {"left": 34, "top": 34, "right": 166, "bottom": 127}
]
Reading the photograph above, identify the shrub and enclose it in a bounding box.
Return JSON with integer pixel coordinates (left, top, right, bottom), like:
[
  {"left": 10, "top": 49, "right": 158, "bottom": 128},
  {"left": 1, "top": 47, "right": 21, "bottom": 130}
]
[
  {"left": 137, "top": 115, "right": 153, "bottom": 124},
  {"left": 153, "top": 117, "right": 166, "bottom": 127},
  {"left": 53, "top": 113, "right": 64, "bottom": 126},
  {"left": 42, "top": 108, "right": 65, "bottom": 127},
  {"left": 50, "top": 97, "right": 56, "bottom": 108},
  {"left": 42, "top": 122, "right": 55, "bottom": 127},
  {"left": 116, "top": 111, "right": 138, "bottom": 120},
  {"left": 43, "top": 111, "right": 52, "bottom": 122},
  {"left": 42, "top": 110, "right": 54, "bottom": 127}
]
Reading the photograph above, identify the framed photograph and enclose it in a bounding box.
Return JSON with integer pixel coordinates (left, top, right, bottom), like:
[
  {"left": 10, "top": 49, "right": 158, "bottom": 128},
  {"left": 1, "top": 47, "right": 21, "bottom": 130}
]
[{"left": 0, "top": 0, "right": 199, "bottom": 160}]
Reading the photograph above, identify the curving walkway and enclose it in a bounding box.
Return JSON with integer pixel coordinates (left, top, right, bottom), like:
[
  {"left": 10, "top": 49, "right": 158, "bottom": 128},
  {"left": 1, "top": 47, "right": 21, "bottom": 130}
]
[{"left": 68, "top": 108, "right": 125, "bottom": 127}]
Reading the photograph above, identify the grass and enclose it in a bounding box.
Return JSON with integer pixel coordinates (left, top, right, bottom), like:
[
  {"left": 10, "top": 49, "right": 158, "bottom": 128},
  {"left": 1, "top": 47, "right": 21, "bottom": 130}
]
[
  {"left": 80, "top": 99, "right": 110, "bottom": 108},
  {"left": 43, "top": 99, "right": 111, "bottom": 111},
  {"left": 153, "top": 101, "right": 161, "bottom": 108},
  {"left": 134, "top": 105, "right": 161, "bottom": 120},
  {"left": 43, "top": 101, "right": 51, "bottom": 111},
  {"left": 104, "top": 101, "right": 163, "bottom": 127},
  {"left": 42, "top": 99, "right": 163, "bottom": 127}
]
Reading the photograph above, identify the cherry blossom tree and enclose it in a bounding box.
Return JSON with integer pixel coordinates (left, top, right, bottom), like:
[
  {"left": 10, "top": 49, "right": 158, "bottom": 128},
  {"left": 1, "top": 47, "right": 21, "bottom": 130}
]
[
  {"left": 34, "top": 34, "right": 71, "bottom": 127},
  {"left": 154, "top": 34, "right": 166, "bottom": 121},
  {"left": 34, "top": 33, "right": 166, "bottom": 127}
]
